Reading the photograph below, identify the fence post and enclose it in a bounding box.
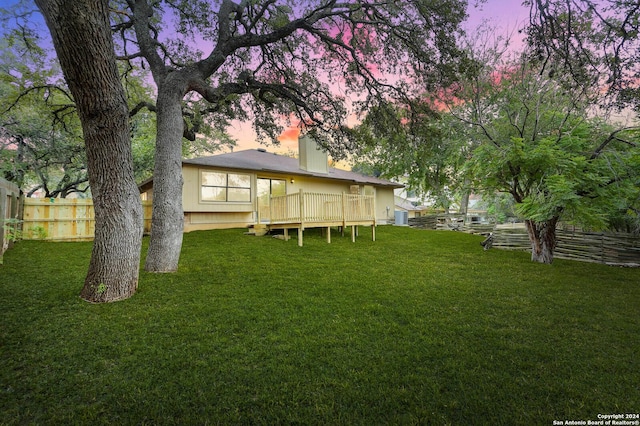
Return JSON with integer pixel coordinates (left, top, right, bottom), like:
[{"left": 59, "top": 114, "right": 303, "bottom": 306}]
[
  {"left": 7, "top": 191, "right": 19, "bottom": 250},
  {"left": 10, "top": 192, "right": 20, "bottom": 223},
  {"left": 0, "top": 187, "right": 7, "bottom": 262}
]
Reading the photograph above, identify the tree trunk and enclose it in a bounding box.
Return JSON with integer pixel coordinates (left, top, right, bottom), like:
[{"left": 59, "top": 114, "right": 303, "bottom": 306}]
[
  {"left": 14, "top": 135, "right": 26, "bottom": 188},
  {"left": 36, "top": 0, "right": 143, "bottom": 302},
  {"left": 459, "top": 190, "right": 470, "bottom": 215},
  {"left": 524, "top": 216, "right": 559, "bottom": 264},
  {"left": 144, "top": 82, "right": 185, "bottom": 272}
]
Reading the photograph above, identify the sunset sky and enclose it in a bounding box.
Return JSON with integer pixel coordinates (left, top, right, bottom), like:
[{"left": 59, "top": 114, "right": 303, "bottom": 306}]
[
  {"left": 230, "top": 0, "right": 529, "bottom": 154},
  {"left": 2, "top": 0, "right": 530, "bottom": 155}
]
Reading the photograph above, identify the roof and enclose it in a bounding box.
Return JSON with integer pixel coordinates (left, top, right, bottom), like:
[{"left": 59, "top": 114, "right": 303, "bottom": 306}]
[
  {"left": 394, "top": 196, "right": 422, "bottom": 211},
  {"left": 181, "top": 149, "right": 403, "bottom": 188}
]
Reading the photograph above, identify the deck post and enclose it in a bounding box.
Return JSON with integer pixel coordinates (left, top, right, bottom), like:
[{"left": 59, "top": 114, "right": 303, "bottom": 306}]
[
  {"left": 256, "top": 195, "right": 261, "bottom": 224},
  {"left": 342, "top": 192, "right": 347, "bottom": 231},
  {"left": 351, "top": 225, "right": 356, "bottom": 242},
  {"left": 341, "top": 191, "right": 346, "bottom": 214},
  {"left": 299, "top": 189, "right": 305, "bottom": 246},
  {"left": 299, "top": 189, "right": 304, "bottom": 223},
  {"left": 372, "top": 193, "right": 377, "bottom": 241},
  {"left": 327, "top": 226, "right": 331, "bottom": 243}
]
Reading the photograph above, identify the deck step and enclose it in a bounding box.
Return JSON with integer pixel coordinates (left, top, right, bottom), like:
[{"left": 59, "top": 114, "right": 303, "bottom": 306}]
[{"left": 245, "top": 224, "right": 269, "bottom": 237}]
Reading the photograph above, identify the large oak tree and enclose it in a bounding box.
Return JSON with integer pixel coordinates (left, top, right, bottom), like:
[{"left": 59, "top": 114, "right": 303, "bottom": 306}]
[{"left": 35, "top": 0, "right": 143, "bottom": 302}]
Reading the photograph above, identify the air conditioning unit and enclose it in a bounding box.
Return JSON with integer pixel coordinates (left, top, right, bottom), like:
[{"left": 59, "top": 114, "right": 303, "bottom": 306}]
[{"left": 394, "top": 210, "right": 408, "bottom": 226}]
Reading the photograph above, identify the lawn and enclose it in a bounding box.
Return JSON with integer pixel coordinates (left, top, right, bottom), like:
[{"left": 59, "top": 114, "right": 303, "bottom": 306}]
[{"left": 1, "top": 226, "right": 639, "bottom": 425}]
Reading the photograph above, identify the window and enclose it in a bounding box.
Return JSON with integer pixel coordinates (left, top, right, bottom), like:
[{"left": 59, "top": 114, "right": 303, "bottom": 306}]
[
  {"left": 256, "top": 178, "right": 287, "bottom": 223},
  {"left": 257, "top": 178, "right": 287, "bottom": 200},
  {"left": 363, "top": 185, "right": 375, "bottom": 196},
  {"left": 201, "top": 171, "right": 251, "bottom": 202}
]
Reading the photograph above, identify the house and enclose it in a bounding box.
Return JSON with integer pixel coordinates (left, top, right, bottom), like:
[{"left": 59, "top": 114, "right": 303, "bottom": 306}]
[
  {"left": 394, "top": 196, "right": 436, "bottom": 220},
  {"left": 139, "top": 135, "right": 403, "bottom": 236}
]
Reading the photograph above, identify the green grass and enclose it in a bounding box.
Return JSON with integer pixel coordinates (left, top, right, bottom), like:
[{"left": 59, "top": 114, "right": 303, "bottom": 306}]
[{"left": 1, "top": 226, "right": 639, "bottom": 425}]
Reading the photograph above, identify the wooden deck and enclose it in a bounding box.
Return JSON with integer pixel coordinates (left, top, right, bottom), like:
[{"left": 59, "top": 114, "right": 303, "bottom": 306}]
[{"left": 261, "top": 190, "right": 376, "bottom": 246}]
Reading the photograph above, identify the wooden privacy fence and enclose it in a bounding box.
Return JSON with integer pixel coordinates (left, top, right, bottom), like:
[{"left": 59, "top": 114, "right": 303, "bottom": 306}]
[
  {"left": 1, "top": 178, "right": 22, "bottom": 263},
  {"left": 267, "top": 190, "right": 376, "bottom": 246},
  {"left": 409, "top": 214, "right": 494, "bottom": 235},
  {"left": 492, "top": 226, "right": 640, "bottom": 266},
  {"left": 22, "top": 198, "right": 153, "bottom": 241}
]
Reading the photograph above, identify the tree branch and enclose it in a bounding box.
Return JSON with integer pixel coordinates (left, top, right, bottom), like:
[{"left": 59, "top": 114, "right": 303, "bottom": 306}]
[
  {"left": 590, "top": 126, "right": 639, "bottom": 159},
  {"left": 129, "top": 101, "right": 156, "bottom": 117},
  {"left": 2, "top": 85, "right": 74, "bottom": 114}
]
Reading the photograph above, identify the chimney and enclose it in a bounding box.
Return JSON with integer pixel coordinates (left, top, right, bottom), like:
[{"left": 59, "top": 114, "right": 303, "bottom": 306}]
[{"left": 298, "top": 134, "right": 328, "bottom": 174}]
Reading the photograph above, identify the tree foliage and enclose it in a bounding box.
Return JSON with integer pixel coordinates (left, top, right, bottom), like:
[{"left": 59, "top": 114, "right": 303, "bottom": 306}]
[
  {"left": 0, "top": 25, "right": 90, "bottom": 197},
  {"left": 526, "top": 0, "right": 640, "bottom": 110},
  {"left": 112, "top": 0, "right": 468, "bottom": 154},
  {"left": 351, "top": 102, "right": 469, "bottom": 211},
  {"left": 349, "top": 24, "right": 512, "bottom": 212},
  {"left": 0, "top": 22, "right": 170, "bottom": 193}
]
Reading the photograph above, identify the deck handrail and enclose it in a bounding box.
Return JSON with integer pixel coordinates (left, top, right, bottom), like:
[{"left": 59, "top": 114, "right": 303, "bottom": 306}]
[{"left": 269, "top": 190, "right": 375, "bottom": 225}]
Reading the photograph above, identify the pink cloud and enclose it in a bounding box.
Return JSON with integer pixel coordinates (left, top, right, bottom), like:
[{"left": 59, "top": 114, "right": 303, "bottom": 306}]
[{"left": 277, "top": 126, "right": 300, "bottom": 144}]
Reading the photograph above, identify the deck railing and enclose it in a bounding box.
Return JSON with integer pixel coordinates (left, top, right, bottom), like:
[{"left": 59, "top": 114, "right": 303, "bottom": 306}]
[
  {"left": 343, "top": 193, "right": 375, "bottom": 222},
  {"left": 268, "top": 190, "right": 375, "bottom": 225}
]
